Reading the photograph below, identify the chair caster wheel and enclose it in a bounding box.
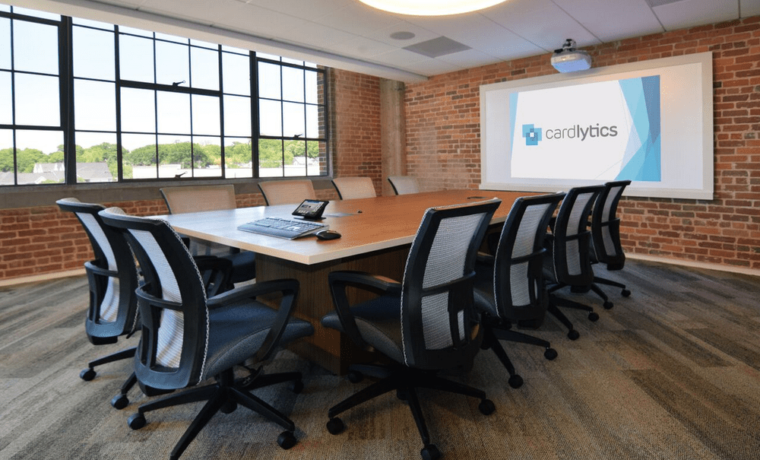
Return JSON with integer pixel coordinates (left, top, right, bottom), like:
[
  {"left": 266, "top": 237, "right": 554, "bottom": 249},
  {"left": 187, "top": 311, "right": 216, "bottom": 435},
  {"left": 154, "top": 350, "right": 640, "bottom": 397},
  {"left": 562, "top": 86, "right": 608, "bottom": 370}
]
[
  {"left": 421, "top": 443, "right": 441, "bottom": 460},
  {"left": 327, "top": 417, "right": 345, "bottom": 435},
  {"left": 604, "top": 301, "right": 613, "bottom": 309},
  {"left": 80, "top": 368, "right": 96, "bottom": 381},
  {"left": 544, "top": 348, "right": 558, "bottom": 360},
  {"left": 289, "top": 379, "right": 304, "bottom": 394},
  {"left": 221, "top": 401, "right": 237, "bottom": 414},
  {"left": 277, "top": 431, "right": 297, "bottom": 450},
  {"left": 622, "top": 289, "right": 631, "bottom": 297},
  {"left": 568, "top": 330, "right": 580, "bottom": 341},
  {"left": 347, "top": 370, "right": 363, "bottom": 384},
  {"left": 508, "top": 374, "right": 523, "bottom": 389},
  {"left": 127, "top": 413, "right": 146, "bottom": 430},
  {"left": 111, "top": 394, "right": 129, "bottom": 410},
  {"left": 479, "top": 399, "right": 496, "bottom": 415},
  {"left": 588, "top": 312, "right": 599, "bottom": 322}
]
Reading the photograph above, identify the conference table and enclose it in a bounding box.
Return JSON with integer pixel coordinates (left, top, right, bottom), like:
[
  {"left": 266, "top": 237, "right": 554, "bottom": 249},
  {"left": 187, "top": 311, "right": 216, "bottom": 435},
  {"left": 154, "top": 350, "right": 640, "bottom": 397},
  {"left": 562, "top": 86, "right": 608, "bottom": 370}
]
[{"left": 154, "top": 189, "right": 532, "bottom": 375}]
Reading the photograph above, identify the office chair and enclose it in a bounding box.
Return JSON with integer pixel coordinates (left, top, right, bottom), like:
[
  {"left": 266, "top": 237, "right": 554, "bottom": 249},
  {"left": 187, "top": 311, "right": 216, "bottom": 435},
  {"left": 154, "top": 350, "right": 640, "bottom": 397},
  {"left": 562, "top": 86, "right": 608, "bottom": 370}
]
[
  {"left": 331, "top": 177, "right": 377, "bottom": 199},
  {"left": 99, "top": 207, "right": 314, "bottom": 460},
  {"left": 258, "top": 179, "right": 317, "bottom": 205},
  {"left": 387, "top": 175, "right": 420, "bottom": 195},
  {"left": 56, "top": 198, "right": 141, "bottom": 410},
  {"left": 543, "top": 185, "right": 607, "bottom": 340},
  {"left": 474, "top": 193, "right": 564, "bottom": 389},
  {"left": 321, "top": 198, "right": 501, "bottom": 460},
  {"left": 590, "top": 180, "right": 632, "bottom": 297},
  {"left": 160, "top": 185, "right": 256, "bottom": 284}
]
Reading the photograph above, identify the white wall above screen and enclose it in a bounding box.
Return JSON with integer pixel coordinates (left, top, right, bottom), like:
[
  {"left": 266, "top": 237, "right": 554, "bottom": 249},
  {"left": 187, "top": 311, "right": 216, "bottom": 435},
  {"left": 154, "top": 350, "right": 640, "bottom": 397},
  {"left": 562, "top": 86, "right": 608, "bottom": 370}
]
[{"left": 480, "top": 52, "right": 713, "bottom": 200}]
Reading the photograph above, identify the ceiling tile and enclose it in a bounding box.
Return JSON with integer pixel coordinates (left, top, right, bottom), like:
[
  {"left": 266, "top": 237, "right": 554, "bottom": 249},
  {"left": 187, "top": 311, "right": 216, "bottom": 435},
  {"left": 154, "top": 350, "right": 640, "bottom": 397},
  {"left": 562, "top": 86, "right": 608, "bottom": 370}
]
[
  {"left": 485, "top": 0, "right": 600, "bottom": 50},
  {"left": 400, "top": 58, "right": 464, "bottom": 77},
  {"left": 437, "top": 49, "right": 503, "bottom": 69},
  {"left": 242, "top": 0, "right": 347, "bottom": 20},
  {"left": 365, "top": 21, "right": 440, "bottom": 47},
  {"left": 653, "top": 0, "right": 739, "bottom": 30},
  {"left": 311, "top": 2, "right": 403, "bottom": 37},
  {"left": 372, "top": 48, "right": 431, "bottom": 67},
  {"left": 553, "top": 0, "right": 664, "bottom": 42},
  {"left": 740, "top": 0, "right": 760, "bottom": 16},
  {"left": 327, "top": 35, "right": 398, "bottom": 58}
]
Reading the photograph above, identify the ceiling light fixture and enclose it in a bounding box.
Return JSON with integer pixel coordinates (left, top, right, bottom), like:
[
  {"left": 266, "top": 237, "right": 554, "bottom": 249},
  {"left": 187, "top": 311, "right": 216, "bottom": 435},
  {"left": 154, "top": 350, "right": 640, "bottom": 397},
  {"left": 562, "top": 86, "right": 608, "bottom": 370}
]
[{"left": 358, "top": 0, "right": 508, "bottom": 16}]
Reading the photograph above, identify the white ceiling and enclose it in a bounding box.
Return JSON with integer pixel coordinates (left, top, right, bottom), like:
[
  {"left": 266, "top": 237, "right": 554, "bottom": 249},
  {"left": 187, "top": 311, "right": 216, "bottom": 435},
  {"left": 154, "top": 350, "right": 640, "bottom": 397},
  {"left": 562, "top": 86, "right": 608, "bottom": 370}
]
[{"left": 13, "top": 0, "right": 760, "bottom": 82}]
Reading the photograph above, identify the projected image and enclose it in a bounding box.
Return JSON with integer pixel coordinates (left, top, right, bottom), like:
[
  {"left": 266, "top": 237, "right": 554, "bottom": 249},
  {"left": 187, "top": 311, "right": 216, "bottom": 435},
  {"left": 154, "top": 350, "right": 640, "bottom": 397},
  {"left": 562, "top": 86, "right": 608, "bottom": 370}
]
[{"left": 509, "top": 76, "right": 661, "bottom": 182}]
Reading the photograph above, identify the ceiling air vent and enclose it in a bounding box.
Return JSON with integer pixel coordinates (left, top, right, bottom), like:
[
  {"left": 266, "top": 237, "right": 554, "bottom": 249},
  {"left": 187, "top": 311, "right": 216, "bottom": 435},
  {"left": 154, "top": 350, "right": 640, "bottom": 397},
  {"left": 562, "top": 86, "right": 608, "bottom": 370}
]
[{"left": 403, "top": 37, "right": 471, "bottom": 58}]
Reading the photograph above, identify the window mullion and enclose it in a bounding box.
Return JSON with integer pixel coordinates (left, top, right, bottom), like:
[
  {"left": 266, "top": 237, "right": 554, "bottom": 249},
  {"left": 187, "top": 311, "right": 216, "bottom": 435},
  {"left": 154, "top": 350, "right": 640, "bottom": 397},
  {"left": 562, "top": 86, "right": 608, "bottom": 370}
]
[
  {"left": 62, "top": 16, "right": 77, "bottom": 185},
  {"left": 251, "top": 51, "right": 259, "bottom": 178}
]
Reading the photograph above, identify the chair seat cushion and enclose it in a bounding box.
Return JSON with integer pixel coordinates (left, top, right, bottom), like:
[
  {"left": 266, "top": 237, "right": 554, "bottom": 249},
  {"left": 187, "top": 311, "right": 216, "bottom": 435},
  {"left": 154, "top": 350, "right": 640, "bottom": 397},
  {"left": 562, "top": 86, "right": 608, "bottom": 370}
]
[
  {"left": 202, "top": 300, "right": 313, "bottom": 379},
  {"left": 473, "top": 263, "right": 498, "bottom": 318},
  {"left": 223, "top": 251, "right": 257, "bottom": 283},
  {"left": 321, "top": 295, "right": 404, "bottom": 364}
]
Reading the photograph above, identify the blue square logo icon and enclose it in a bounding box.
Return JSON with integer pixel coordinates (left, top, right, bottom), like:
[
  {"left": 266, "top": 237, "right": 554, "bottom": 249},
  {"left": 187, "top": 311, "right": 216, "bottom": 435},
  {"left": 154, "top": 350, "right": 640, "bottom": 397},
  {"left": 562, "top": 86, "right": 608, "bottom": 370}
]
[{"left": 522, "top": 124, "right": 542, "bottom": 146}]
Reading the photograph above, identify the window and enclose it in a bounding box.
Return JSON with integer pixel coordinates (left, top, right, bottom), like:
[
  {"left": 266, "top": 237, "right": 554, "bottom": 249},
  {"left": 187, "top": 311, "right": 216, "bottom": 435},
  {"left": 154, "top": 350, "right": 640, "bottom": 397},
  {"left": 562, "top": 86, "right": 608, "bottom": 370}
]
[
  {"left": 0, "top": 4, "right": 329, "bottom": 187},
  {"left": 0, "top": 8, "right": 64, "bottom": 186}
]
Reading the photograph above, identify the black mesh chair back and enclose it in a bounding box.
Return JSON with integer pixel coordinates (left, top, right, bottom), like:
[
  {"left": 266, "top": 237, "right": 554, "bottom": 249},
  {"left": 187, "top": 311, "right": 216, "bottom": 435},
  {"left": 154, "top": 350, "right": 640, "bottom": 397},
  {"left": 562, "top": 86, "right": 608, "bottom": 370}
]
[
  {"left": 592, "top": 180, "right": 630, "bottom": 270},
  {"left": 399, "top": 199, "right": 500, "bottom": 370},
  {"left": 56, "top": 198, "right": 138, "bottom": 344},
  {"left": 99, "top": 207, "right": 211, "bottom": 390},
  {"left": 549, "top": 185, "right": 604, "bottom": 287},
  {"left": 493, "top": 193, "right": 564, "bottom": 323}
]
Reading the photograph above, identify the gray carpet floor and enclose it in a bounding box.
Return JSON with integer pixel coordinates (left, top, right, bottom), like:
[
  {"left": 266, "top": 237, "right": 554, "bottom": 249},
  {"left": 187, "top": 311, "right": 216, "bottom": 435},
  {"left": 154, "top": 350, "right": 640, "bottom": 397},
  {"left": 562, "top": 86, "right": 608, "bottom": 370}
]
[{"left": 1, "top": 259, "right": 759, "bottom": 459}]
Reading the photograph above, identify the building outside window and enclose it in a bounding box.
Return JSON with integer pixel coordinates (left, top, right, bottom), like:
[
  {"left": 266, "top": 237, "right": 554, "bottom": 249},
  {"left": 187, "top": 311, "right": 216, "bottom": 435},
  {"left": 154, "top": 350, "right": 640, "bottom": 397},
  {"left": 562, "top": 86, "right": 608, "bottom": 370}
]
[{"left": 0, "top": 3, "right": 329, "bottom": 186}]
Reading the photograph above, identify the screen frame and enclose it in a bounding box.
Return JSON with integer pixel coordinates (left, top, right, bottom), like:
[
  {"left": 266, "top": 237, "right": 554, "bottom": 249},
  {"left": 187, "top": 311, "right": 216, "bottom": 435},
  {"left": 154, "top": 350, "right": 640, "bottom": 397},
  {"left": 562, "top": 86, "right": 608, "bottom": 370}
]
[
  {"left": 479, "top": 52, "right": 713, "bottom": 200},
  {"left": 292, "top": 199, "right": 329, "bottom": 219}
]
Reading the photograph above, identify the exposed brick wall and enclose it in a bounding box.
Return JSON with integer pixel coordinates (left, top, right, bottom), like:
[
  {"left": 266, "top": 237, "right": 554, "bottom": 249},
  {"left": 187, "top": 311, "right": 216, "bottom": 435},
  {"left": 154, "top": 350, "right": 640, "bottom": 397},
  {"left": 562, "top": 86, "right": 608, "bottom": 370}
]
[
  {"left": 0, "top": 69, "right": 374, "bottom": 282},
  {"left": 405, "top": 17, "right": 760, "bottom": 270},
  {"left": 330, "top": 69, "right": 383, "bottom": 195}
]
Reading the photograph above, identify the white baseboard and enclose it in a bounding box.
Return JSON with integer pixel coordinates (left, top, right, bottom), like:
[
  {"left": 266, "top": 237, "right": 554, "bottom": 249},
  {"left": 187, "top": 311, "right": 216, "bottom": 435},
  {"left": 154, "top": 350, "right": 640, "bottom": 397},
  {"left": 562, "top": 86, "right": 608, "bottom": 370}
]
[
  {"left": 0, "top": 268, "right": 86, "bottom": 288},
  {"left": 627, "top": 253, "right": 760, "bottom": 277}
]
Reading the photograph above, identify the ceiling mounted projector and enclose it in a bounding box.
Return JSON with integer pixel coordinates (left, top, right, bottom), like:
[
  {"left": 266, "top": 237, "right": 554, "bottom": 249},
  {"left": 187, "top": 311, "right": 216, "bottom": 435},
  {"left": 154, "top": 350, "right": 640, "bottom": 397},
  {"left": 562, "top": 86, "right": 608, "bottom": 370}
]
[{"left": 551, "top": 39, "right": 592, "bottom": 73}]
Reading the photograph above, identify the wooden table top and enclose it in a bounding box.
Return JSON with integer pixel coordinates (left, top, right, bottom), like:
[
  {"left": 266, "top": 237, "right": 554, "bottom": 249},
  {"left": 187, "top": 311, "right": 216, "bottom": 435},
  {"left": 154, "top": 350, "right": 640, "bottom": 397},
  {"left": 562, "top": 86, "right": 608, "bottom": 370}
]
[{"left": 153, "top": 190, "right": 533, "bottom": 265}]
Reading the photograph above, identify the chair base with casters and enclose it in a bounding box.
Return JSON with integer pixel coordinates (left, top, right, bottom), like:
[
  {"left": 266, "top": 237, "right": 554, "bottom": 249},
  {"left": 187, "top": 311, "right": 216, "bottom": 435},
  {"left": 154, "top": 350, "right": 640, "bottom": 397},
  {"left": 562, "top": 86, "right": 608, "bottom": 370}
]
[
  {"left": 326, "top": 364, "right": 495, "bottom": 460},
  {"left": 546, "top": 293, "right": 599, "bottom": 341},
  {"left": 79, "top": 345, "right": 137, "bottom": 409},
  {"left": 594, "top": 275, "right": 631, "bottom": 297},
  {"left": 128, "top": 367, "right": 304, "bottom": 460},
  {"left": 479, "top": 318, "right": 557, "bottom": 389}
]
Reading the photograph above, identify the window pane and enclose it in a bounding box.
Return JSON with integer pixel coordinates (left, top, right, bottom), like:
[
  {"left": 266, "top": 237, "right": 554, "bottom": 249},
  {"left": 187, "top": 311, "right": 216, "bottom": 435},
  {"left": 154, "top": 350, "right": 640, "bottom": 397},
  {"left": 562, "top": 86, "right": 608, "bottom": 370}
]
[
  {"left": 307, "top": 141, "right": 327, "bottom": 176},
  {"left": 15, "top": 73, "right": 59, "bottom": 126},
  {"left": 74, "top": 27, "right": 115, "bottom": 80},
  {"left": 0, "top": 5, "right": 9, "bottom": 13},
  {"left": 1, "top": 18, "right": 10, "bottom": 70},
  {"left": 13, "top": 20, "right": 59, "bottom": 75},
  {"left": 256, "top": 52, "right": 280, "bottom": 61},
  {"left": 223, "top": 95, "right": 251, "bottom": 137},
  {"left": 306, "top": 104, "right": 321, "bottom": 139},
  {"left": 192, "top": 136, "right": 221, "bottom": 178},
  {"left": 259, "top": 100, "right": 282, "bottom": 137},
  {"left": 224, "top": 138, "right": 252, "bottom": 178},
  {"left": 258, "top": 138, "right": 283, "bottom": 177},
  {"left": 258, "top": 62, "right": 280, "bottom": 100},
  {"left": 0, "top": 129, "right": 13, "bottom": 186},
  {"left": 222, "top": 53, "right": 250, "bottom": 96},
  {"left": 158, "top": 134, "right": 191, "bottom": 179},
  {"left": 191, "top": 39, "right": 217, "bottom": 50},
  {"left": 305, "top": 61, "right": 317, "bottom": 69},
  {"left": 15, "top": 130, "right": 64, "bottom": 184},
  {"left": 192, "top": 95, "right": 220, "bottom": 136},
  {"left": 190, "top": 47, "right": 219, "bottom": 90},
  {"left": 155, "top": 32, "right": 187, "bottom": 44},
  {"left": 119, "top": 26, "right": 152, "bottom": 37},
  {"left": 12, "top": 7, "right": 60, "bottom": 21},
  {"left": 121, "top": 88, "right": 155, "bottom": 133},
  {"left": 284, "top": 139, "right": 306, "bottom": 177},
  {"left": 119, "top": 35, "right": 154, "bottom": 83},
  {"left": 282, "top": 66, "right": 304, "bottom": 102},
  {"left": 122, "top": 133, "right": 156, "bottom": 179},
  {"left": 0, "top": 72, "right": 11, "bottom": 124},
  {"left": 156, "top": 41, "right": 189, "bottom": 87},
  {"left": 305, "top": 70, "right": 320, "bottom": 104},
  {"left": 282, "top": 57, "right": 302, "bottom": 66},
  {"left": 157, "top": 91, "right": 190, "bottom": 134},
  {"left": 75, "top": 80, "right": 116, "bottom": 131},
  {"left": 75, "top": 132, "right": 117, "bottom": 183},
  {"left": 283, "top": 102, "right": 304, "bottom": 138},
  {"left": 73, "top": 18, "right": 114, "bottom": 30},
  {"left": 222, "top": 45, "right": 249, "bottom": 55}
]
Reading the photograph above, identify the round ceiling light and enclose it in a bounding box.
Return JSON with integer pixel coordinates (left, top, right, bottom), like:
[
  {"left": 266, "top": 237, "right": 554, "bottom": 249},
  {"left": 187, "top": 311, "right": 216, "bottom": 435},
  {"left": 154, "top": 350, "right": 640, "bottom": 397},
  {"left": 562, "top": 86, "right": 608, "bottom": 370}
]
[{"left": 359, "top": 0, "right": 508, "bottom": 16}]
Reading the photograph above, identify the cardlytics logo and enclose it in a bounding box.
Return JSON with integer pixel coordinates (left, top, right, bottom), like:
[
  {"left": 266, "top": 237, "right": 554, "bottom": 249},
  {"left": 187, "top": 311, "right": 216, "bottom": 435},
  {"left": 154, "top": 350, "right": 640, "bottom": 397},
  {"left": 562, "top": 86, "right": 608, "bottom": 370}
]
[{"left": 522, "top": 124, "right": 542, "bottom": 146}]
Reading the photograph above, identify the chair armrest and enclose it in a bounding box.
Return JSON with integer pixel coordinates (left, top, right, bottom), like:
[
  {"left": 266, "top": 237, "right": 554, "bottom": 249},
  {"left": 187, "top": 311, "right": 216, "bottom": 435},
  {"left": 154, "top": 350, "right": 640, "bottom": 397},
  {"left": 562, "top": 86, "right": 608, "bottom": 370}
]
[
  {"left": 208, "top": 279, "right": 300, "bottom": 363},
  {"left": 193, "top": 256, "right": 233, "bottom": 298},
  {"left": 476, "top": 252, "right": 495, "bottom": 265},
  {"left": 328, "top": 271, "right": 402, "bottom": 351},
  {"left": 84, "top": 260, "right": 118, "bottom": 278}
]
